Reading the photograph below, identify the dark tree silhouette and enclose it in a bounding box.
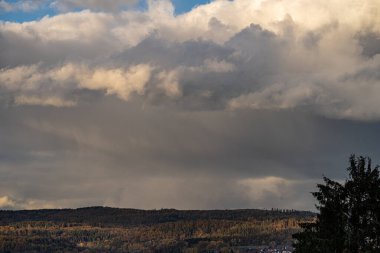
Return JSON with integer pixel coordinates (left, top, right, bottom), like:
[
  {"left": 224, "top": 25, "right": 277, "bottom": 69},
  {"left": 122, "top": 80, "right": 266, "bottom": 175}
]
[{"left": 293, "top": 155, "right": 380, "bottom": 253}]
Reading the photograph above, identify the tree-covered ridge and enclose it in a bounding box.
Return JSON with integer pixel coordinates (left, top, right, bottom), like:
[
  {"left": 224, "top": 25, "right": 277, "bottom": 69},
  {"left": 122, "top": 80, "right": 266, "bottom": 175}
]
[
  {"left": 0, "top": 208, "right": 314, "bottom": 252},
  {"left": 293, "top": 155, "right": 380, "bottom": 253},
  {"left": 0, "top": 207, "right": 313, "bottom": 227}
]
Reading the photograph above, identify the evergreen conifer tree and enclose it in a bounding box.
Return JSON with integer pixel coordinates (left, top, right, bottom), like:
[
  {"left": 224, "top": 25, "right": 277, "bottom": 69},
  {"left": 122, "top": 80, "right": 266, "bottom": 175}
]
[{"left": 293, "top": 155, "right": 380, "bottom": 253}]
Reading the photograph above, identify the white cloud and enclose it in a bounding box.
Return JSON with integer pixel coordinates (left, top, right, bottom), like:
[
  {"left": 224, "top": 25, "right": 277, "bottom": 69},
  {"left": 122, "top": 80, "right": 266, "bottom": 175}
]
[
  {"left": 239, "top": 177, "right": 296, "bottom": 200},
  {"left": 1, "top": 11, "right": 116, "bottom": 43},
  {"left": 0, "top": 0, "right": 380, "bottom": 120},
  {"left": 0, "top": 196, "right": 15, "bottom": 208},
  {"left": 0, "top": 195, "right": 60, "bottom": 210},
  {"left": 51, "top": 0, "right": 138, "bottom": 12},
  {"left": 156, "top": 70, "right": 182, "bottom": 97},
  {"left": 15, "top": 95, "right": 76, "bottom": 107},
  {"left": 77, "top": 64, "right": 153, "bottom": 100},
  {"left": 0, "top": 0, "right": 44, "bottom": 12},
  {"left": 0, "top": 63, "right": 153, "bottom": 105},
  {"left": 228, "top": 83, "right": 321, "bottom": 110},
  {"left": 238, "top": 177, "right": 316, "bottom": 210}
]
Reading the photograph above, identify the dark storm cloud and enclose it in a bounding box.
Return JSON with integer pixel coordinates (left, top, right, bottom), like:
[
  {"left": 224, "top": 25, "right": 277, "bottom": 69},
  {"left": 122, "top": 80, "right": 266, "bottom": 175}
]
[
  {"left": 2, "top": 97, "right": 380, "bottom": 210},
  {"left": 358, "top": 32, "right": 380, "bottom": 58},
  {"left": 117, "top": 36, "right": 234, "bottom": 69}
]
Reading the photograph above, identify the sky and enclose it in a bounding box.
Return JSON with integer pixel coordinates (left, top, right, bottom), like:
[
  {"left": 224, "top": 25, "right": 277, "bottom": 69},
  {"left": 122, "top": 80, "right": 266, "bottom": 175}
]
[{"left": 0, "top": 0, "right": 380, "bottom": 211}]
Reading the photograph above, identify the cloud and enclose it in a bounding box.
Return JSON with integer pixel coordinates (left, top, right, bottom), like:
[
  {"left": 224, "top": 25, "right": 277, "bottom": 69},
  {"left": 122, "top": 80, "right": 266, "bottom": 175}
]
[
  {"left": 228, "top": 83, "right": 319, "bottom": 111},
  {"left": 187, "top": 58, "right": 236, "bottom": 73},
  {"left": 0, "top": 1, "right": 13, "bottom": 12},
  {"left": 15, "top": 95, "right": 76, "bottom": 107},
  {"left": 51, "top": 0, "right": 139, "bottom": 12},
  {"left": 156, "top": 70, "right": 182, "bottom": 97},
  {"left": 0, "top": 0, "right": 45, "bottom": 12},
  {"left": 0, "top": 195, "right": 60, "bottom": 210},
  {"left": 238, "top": 177, "right": 316, "bottom": 210},
  {"left": 1, "top": 0, "right": 380, "bottom": 210},
  {"left": 2, "top": 96, "right": 380, "bottom": 210},
  {"left": 0, "top": 63, "right": 153, "bottom": 105},
  {"left": 0, "top": 0, "right": 139, "bottom": 13},
  {"left": 1, "top": 0, "right": 379, "bottom": 119},
  {"left": 0, "top": 196, "right": 15, "bottom": 208},
  {"left": 0, "top": 176, "right": 315, "bottom": 210},
  {"left": 77, "top": 64, "right": 153, "bottom": 100}
]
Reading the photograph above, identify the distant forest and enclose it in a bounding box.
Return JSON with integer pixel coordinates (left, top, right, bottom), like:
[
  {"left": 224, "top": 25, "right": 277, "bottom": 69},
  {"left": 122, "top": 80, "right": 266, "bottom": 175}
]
[{"left": 0, "top": 207, "right": 314, "bottom": 252}]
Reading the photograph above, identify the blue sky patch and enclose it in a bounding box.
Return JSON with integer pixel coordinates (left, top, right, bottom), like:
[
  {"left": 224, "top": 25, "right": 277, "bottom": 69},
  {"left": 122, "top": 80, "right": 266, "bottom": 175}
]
[{"left": 0, "top": 0, "right": 212, "bottom": 23}]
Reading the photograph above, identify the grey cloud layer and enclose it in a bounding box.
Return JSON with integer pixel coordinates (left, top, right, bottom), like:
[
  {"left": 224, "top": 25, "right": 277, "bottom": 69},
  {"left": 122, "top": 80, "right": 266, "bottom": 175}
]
[
  {"left": 2, "top": 98, "right": 379, "bottom": 210},
  {"left": 1, "top": 0, "right": 380, "bottom": 210}
]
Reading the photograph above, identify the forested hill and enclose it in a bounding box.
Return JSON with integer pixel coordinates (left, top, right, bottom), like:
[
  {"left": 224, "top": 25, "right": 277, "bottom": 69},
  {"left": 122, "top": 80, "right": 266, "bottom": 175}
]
[
  {"left": 0, "top": 207, "right": 314, "bottom": 227},
  {"left": 0, "top": 207, "right": 315, "bottom": 252}
]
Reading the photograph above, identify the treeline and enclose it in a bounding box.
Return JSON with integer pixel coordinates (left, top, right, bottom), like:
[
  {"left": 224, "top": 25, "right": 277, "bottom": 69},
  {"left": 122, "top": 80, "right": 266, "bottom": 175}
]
[
  {"left": 0, "top": 207, "right": 313, "bottom": 227},
  {"left": 0, "top": 208, "right": 314, "bottom": 252}
]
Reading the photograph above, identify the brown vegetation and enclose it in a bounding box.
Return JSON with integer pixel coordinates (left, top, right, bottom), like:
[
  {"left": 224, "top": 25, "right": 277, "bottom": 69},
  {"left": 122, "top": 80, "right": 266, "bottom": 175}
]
[{"left": 0, "top": 208, "right": 314, "bottom": 252}]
